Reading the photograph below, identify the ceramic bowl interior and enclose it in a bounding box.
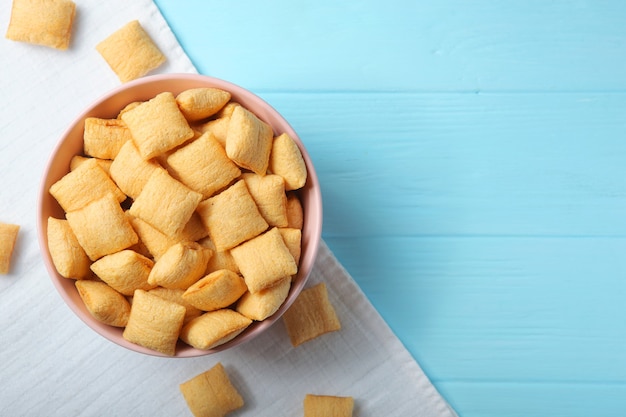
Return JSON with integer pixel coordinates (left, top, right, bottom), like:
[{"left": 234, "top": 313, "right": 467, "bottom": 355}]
[{"left": 37, "top": 73, "right": 322, "bottom": 357}]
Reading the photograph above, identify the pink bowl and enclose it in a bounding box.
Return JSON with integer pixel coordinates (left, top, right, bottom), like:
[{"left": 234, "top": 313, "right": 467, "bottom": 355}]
[{"left": 37, "top": 73, "right": 322, "bottom": 357}]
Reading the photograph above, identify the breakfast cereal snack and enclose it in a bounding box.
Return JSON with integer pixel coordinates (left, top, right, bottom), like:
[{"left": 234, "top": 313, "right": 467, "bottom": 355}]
[
  {"left": 148, "top": 287, "right": 202, "bottom": 325},
  {"left": 126, "top": 214, "right": 177, "bottom": 261},
  {"left": 236, "top": 276, "right": 291, "bottom": 321},
  {"left": 230, "top": 227, "right": 297, "bottom": 293},
  {"left": 197, "top": 237, "right": 240, "bottom": 275},
  {"left": 147, "top": 242, "right": 212, "bottom": 290},
  {"left": 278, "top": 227, "right": 302, "bottom": 265},
  {"left": 241, "top": 173, "right": 288, "bottom": 227},
  {"left": 196, "top": 180, "right": 268, "bottom": 252},
  {"left": 165, "top": 132, "right": 241, "bottom": 199},
  {"left": 282, "top": 282, "right": 341, "bottom": 347},
  {"left": 128, "top": 168, "right": 202, "bottom": 237},
  {"left": 120, "top": 92, "right": 194, "bottom": 159},
  {"left": 285, "top": 193, "right": 304, "bottom": 230},
  {"left": 180, "top": 309, "right": 252, "bottom": 350},
  {"left": 70, "top": 155, "right": 113, "bottom": 175},
  {"left": 123, "top": 289, "right": 186, "bottom": 356},
  {"left": 49, "top": 157, "right": 126, "bottom": 212},
  {"left": 5, "top": 0, "right": 76, "bottom": 50},
  {"left": 0, "top": 222, "right": 20, "bottom": 275},
  {"left": 109, "top": 140, "right": 160, "bottom": 199},
  {"left": 96, "top": 20, "right": 166, "bottom": 83},
  {"left": 225, "top": 105, "right": 273, "bottom": 175},
  {"left": 46, "top": 217, "right": 90, "bottom": 279},
  {"left": 179, "top": 362, "right": 244, "bottom": 417},
  {"left": 196, "top": 102, "right": 241, "bottom": 148},
  {"left": 83, "top": 117, "right": 131, "bottom": 160},
  {"left": 65, "top": 193, "right": 138, "bottom": 261},
  {"left": 75, "top": 280, "right": 131, "bottom": 327},
  {"left": 182, "top": 269, "right": 248, "bottom": 312},
  {"left": 89, "top": 249, "right": 155, "bottom": 296},
  {"left": 176, "top": 88, "right": 231, "bottom": 122},
  {"left": 269, "top": 132, "right": 307, "bottom": 191},
  {"left": 303, "top": 394, "right": 354, "bottom": 417}
]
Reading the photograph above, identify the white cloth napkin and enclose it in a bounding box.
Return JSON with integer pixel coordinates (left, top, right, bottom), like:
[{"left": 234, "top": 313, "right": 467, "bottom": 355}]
[{"left": 0, "top": 1, "right": 457, "bottom": 415}]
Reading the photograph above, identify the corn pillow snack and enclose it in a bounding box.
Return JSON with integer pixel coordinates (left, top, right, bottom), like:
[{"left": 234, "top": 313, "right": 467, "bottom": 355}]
[
  {"left": 179, "top": 362, "right": 244, "bottom": 417},
  {"left": 83, "top": 117, "right": 131, "bottom": 160},
  {"left": 5, "top": 0, "right": 76, "bottom": 50},
  {"left": 147, "top": 242, "right": 212, "bottom": 290},
  {"left": 66, "top": 193, "right": 138, "bottom": 261},
  {"left": 303, "top": 394, "right": 354, "bottom": 417},
  {"left": 197, "top": 237, "right": 240, "bottom": 275},
  {"left": 236, "top": 276, "right": 291, "bottom": 321},
  {"left": 75, "top": 280, "right": 131, "bottom": 327},
  {"left": 123, "top": 289, "right": 186, "bottom": 356},
  {"left": 46, "top": 217, "right": 90, "bottom": 279},
  {"left": 49, "top": 157, "right": 126, "bottom": 212},
  {"left": 129, "top": 168, "right": 202, "bottom": 237},
  {"left": 197, "top": 180, "right": 268, "bottom": 252},
  {"left": 225, "top": 105, "right": 273, "bottom": 175},
  {"left": 70, "top": 155, "right": 113, "bottom": 175},
  {"left": 127, "top": 214, "right": 177, "bottom": 261},
  {"left": 109, "top": 140, "right": 160, "bottom": 199},
  {"left": 269, "top": 132, "right": 308, "bottom": 191},
  {"left": 278, "top": 227, "right": 302, "bottom": 265},
  {"left": 96, "top": 20, "right": 166, "bottom": 83},
  {"left": 120, "top": 91, "right": 194, "bottom": 160},
  {"left": 241, "top": 173, "right": 288, "bottom": 227},
  {"left": 90, "top": 249, "right": 155, "bottom": 296},
  {"left": 286, "top": 193, "right": 304, "bottom": 230},
  {"left": 0, "top": 222, "right": 20, "bottom": 275},
  {"left": 177, "top": 211, "right": 210, "bottom": 243},
  {"left": 197, "top": 102, "right": 241, "bottom": 148},
  {"left": 148, "top": 287, "right": 203, "bottom": 325},
  {"left": 230, "top": 227, "right": 297, "bottom": 293},
  {"left": 166, "top": 132, "right": 241, "bottom": 199},
  {"left": 182, "top": 269, "right": 248, "bottom": 312},
  {"left": 176, "top": 88, "right": 231, "bottom": 122},
  {"left": 282, "top": 282, "right": 341, "bottom": 347},
  {"left": 180, "top": 309, "right": 252, "bottom": 350}
]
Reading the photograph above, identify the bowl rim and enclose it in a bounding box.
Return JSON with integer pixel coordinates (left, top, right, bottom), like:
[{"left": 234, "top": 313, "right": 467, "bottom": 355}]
[{"left": 36, "top": 73, "right": 323, "bottom": 357}]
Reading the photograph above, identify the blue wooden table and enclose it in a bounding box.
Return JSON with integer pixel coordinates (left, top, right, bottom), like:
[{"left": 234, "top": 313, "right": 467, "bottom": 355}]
[{"left": 153, "top": 1, "right": 626, "bottom": 415}]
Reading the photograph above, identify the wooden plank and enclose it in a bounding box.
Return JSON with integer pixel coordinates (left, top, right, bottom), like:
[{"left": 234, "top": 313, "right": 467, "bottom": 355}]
[
  {"left": 326, "top": 236, "right": 626, "bottom": 383},
  {"left": 435, "top": 381, "right": 626, "bottom": 417},
  {"left": 155, "top": 0, "right": 626, "bottom": 91},
  {"left": 258, "top": 91, "right": 626, "bottom": 237}
]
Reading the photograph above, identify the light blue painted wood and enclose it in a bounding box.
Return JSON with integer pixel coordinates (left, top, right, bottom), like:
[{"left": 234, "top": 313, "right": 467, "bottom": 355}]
[
  {"left": 153, "top": 1, "right": 626, "bottom": 415},
  {"left": 155, "top": 0, "right": 626, "bottom": 92}
]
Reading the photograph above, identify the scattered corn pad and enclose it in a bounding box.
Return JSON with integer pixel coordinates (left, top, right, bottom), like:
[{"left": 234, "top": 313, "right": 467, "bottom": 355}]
[
  {"left": 282, "top": 282, "right": 341, "bottom": 347},
  {"left": 303, "top": 394, "right": 354, "bottom": 417},
  {"left": 96, "top": 20, "right": 166, "bottom": 83},
  {"left": 5, "top": 0, "right": 76, "bottom": 50},
  {"left": 0, "top": 222, "right": 20, "bottom": 275},
  {"left": 179, "top": 362, "right": 244, "bottom": 417}
]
